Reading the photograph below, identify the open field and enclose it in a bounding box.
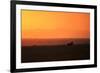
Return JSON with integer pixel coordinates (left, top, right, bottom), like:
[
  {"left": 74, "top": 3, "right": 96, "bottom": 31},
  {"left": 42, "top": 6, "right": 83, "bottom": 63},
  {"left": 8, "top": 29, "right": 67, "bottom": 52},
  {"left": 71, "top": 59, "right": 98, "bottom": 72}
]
[{"left": 21, "top": 44, "right": 90, "bottom": 63}]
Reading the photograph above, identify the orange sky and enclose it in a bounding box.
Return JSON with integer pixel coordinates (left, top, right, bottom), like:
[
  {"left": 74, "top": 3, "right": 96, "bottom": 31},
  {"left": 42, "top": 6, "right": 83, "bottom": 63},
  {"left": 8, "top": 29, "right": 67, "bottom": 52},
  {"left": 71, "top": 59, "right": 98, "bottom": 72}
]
[{"left": 21, "top": 10, "right": 90, "bottom": 39}]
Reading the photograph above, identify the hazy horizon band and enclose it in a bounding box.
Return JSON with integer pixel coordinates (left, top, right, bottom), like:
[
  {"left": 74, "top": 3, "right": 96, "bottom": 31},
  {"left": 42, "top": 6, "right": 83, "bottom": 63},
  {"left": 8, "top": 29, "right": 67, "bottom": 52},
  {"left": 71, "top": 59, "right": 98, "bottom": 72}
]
[{"left": 22, "top": 38, "right": 90, "bottom": 46}]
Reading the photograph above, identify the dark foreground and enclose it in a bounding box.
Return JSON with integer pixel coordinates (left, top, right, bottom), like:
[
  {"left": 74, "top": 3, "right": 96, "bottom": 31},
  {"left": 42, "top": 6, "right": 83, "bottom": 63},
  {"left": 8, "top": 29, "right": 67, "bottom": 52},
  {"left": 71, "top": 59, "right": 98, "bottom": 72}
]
[{"left": 21, "top": 44, "right": 90, "bottom": 63}]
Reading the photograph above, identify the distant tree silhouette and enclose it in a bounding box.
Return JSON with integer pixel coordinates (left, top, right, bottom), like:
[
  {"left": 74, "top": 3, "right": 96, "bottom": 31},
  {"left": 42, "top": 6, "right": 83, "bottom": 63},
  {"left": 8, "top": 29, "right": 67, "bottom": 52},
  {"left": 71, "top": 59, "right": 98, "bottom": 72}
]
[{"left": 67, "top": 41, "right": 74, "bottom": 46}]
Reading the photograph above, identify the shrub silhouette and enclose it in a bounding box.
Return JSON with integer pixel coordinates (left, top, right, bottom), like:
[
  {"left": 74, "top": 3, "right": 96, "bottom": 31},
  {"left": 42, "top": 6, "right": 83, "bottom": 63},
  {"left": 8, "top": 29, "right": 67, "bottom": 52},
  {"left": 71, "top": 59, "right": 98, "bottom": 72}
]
[{"left": 67, "top": 41, "right": 74, "bottom": 46}]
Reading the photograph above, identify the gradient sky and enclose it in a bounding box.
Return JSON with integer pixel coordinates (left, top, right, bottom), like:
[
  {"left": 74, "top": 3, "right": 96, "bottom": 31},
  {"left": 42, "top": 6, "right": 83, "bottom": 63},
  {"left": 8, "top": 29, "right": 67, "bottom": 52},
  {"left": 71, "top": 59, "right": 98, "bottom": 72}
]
[{"left": 21, "top": 10, "right": 90, "bottom": 39}]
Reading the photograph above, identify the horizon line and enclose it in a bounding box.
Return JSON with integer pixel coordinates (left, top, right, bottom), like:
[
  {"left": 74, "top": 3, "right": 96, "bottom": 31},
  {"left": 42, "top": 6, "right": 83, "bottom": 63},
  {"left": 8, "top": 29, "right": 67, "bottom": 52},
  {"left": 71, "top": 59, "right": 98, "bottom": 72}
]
[{"left": 22, "top": 38, "right": 90, "bottom": 39}]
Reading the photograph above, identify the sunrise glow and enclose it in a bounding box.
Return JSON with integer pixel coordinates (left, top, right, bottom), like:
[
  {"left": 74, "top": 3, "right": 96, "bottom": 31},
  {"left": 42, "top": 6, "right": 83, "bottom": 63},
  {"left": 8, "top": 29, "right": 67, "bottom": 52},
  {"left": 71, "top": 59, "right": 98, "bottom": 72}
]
[{"left": 21, "top": 10, "right": 90, "bottom": 39}]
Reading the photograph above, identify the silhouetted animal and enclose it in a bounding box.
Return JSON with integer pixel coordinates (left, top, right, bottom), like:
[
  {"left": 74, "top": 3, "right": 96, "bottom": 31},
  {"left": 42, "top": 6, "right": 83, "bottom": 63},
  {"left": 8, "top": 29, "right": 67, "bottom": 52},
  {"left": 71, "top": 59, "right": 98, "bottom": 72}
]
[{"left": 67, "top": 41, "right": 74, "bottom": 46}]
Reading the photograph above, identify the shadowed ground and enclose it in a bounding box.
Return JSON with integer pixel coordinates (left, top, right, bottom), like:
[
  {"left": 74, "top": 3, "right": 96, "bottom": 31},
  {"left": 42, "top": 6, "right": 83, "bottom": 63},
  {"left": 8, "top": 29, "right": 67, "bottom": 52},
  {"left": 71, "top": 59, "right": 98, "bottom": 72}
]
[{"left": 21, "top": 44, "right": 90, "bottom": 63}]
